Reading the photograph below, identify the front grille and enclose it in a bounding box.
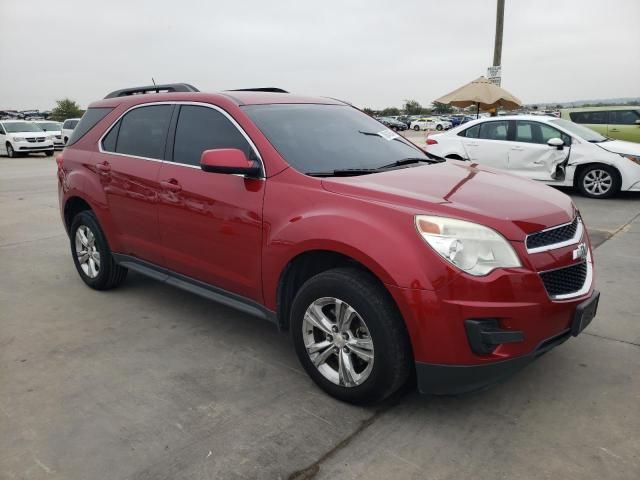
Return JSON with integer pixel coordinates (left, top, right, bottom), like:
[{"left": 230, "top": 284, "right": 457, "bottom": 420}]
[
  {"left": 526, "top": 217, "right": 579, "bottom": 250},
  {"left": 540, "top": 262, "right": 587, "bottom": 297},
  {"left": 25, "top": 137, "right": 46, "bottom": 143}
]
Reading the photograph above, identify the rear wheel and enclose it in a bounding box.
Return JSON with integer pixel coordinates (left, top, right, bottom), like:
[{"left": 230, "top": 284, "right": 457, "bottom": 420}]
[
  {"left": 291, "top": 268, "right": 412, "bottom": 404},
  {"left": 413, "top": 125, "right": 420, "bottom": 131},
  {"left": 70, "top": 210, "right": 128, "bottom": 290},
  {"left": 436, "top": 124, "right": 443, "bottom": 131},
  {"left": 577, "top": 164, "right": 620, "bottom": 199}
]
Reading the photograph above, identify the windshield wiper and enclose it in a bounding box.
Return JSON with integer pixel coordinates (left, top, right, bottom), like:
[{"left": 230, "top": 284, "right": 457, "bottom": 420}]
[
  {"left": 377, "top": 157, "right": 442, "bottom": 169},
  {"left": 306, "top": 168, "right": 380, "bottom": 177}
]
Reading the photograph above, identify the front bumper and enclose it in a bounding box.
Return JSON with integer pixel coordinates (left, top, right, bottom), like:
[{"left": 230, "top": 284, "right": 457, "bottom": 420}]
[{"left": 13, "top": 140, "right": 54, "bottom": 152}]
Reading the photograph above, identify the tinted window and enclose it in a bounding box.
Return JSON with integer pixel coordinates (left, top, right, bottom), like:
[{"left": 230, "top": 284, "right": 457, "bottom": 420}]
[
  {"left": 67, "top": 109, "right": 113, "bottom": 146},
  {"left": 244, "top": 104, "right": 429, "bottom": 174},
  {"left": 569, "top": 111, "right": 607, "bottom": 124},
  {"left": 101, "top": 121, "right": 119, "bottom": 151},
  {"left": 609, "top": 110, "right": 640, "bottom": 125},
  {"left": 172, "top": 106, "right": 253, "bottom": 167},
  {"left": 515, "top": 121, "right": 571, "bottom": 145},
  {"left": 459, "top": 124, "right": 480, "bottom": 138},
  {"left": 478, "top": 121, "right": 508, "bottom": 140},
  {"left": 115, "top": 105, "right": 172, "bottom": 159}
]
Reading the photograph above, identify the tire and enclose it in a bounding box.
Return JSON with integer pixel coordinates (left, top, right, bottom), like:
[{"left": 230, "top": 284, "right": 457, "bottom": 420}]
[
  {"left": 63, "top": 137, "right": 68, "bottom": 144},
  {"left": 6, "top": 143, "right": 15, "bottom": 158},
  {"left": 436, "top": 124, "right": 443, "bottom": 131},
  {"left": 413, "top": 125, "right": 420, "bottom": 131},
  {"left": 70, "top": 210, "right": 128, "bottom": 290},
  {"left": 45, "top": 150, "right": 54, "bottom": 157},
  {"left": 576, "top": 164, "right": 621, "bottom": 199},
  {"left": 291, "top": 268, "right": 412, "bottom": 405}
]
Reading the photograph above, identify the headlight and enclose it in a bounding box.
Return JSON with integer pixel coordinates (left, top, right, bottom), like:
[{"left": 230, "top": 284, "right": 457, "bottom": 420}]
[
  {"left": 415, "top": 215, "right": 521, "bottom": 276},
  {"left": 620, "top": 153, "right": 640, "bottom": 165},
  {"left": 13, "top": 136, "right": 26, "bottom": 142}
]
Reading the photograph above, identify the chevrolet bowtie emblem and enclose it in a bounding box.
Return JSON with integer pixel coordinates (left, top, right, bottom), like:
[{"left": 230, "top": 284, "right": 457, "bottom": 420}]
[{"left": 573, "top": 242, "right": 588, "bottom": 261}]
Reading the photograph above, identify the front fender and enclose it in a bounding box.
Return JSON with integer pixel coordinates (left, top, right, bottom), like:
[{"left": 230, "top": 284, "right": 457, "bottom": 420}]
[{"left": 261, "top": 170, "right": 460, "bottom": 310}]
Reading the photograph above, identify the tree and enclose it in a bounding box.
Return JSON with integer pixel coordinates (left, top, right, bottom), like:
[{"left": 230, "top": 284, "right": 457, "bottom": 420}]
[
  {"left": 362, "top": 107, "right": 375, "bottom": 116},
  {"left": 403, "top": 99, "right": 422, "bottom": 115},
  {"left": 431, "top": 102, "right": 453, "bottom": 114},
  {"left": 50, "top": 99, "right": 84, "bottom": 121},
  {"left": 380, "top": 107, "right": 400, "bottom": 116}
]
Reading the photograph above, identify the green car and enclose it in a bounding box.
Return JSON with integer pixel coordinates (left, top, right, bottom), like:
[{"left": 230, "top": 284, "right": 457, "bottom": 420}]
[{"left": 561, "top": 106, "right": 640, "bottom": 143}]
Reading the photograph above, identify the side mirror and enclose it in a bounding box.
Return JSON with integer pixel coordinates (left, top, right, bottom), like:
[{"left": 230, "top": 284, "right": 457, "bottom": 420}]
[
  {"left": 547, "top": 137, "right": 564, "bottom": 150},
  {"left": 200, "top": 149, "right": 261, "bottom": 177}
]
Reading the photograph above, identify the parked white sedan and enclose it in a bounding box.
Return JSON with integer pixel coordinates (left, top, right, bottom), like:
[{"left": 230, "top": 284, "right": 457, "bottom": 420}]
[
  {"left": 425, "top": 115, "right": 640, "bottom": 198},
  {"left": 410, "top": 117, "right": 452, "bottom": 132}
]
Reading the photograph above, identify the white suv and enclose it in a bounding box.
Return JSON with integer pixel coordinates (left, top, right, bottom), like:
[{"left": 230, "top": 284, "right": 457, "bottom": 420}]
[
  {"left": 410, "top": 117, "right": 452, "bottom": 131},
  {"left": 0, "top": 121, "right": 54, "bottom": 157},
  {"left": 33, "top": 120, "right": 64, "bottom": 149},
  {"left": 61, "top": 118, "right": 80, "bottom": 144},
  {"left": 425, "top": 115, "right": 640, "bottom": 198}
]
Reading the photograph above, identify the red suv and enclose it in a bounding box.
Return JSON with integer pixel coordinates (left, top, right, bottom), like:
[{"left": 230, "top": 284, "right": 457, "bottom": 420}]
[{"left": 58, "top": 83, "right": 599, "bottom": 404}]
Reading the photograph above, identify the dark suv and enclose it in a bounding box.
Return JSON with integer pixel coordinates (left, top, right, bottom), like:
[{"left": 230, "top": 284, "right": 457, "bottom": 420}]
[{"left": 58, "top": 83, "right": 599, "bottom": 404}]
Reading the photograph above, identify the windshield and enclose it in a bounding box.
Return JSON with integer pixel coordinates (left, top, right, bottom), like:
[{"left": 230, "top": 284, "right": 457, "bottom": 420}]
[
  {"left": 36, "top": 122, "right": 61, "bottom": 131},
  {"left": 243, "top": 104, "right": 428, "bottom": 174},
  {"left": 2, "top": 122, "right": 43, "bottom": 133},
  {"left": 550, "top": 118, "right": 607, "bottom": 143}
]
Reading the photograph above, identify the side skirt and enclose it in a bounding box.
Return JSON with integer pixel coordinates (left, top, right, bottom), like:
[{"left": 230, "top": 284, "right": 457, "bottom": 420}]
[{"left": 113, "top": 254, "right": 277, "bottom": 324}]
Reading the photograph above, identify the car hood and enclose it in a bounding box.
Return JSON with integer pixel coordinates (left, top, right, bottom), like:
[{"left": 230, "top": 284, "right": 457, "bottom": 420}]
[
  {"left": 9, "top": 131, "right": 46, "bottom": 137},
  {"left": 598, "top": 139, "right": 640, "bottom": 156},
  {"left": 321, "top": 160, "right": 575, "bottom": 241}
]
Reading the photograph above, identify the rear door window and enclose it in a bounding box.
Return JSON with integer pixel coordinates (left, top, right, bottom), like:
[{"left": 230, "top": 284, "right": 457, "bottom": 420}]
[
  {"left": 569, "top": 111, "right": 607, "bottom": 124},
  {"left": 112, "top": 105, "right": 173, "bottom": 160},
  {"left": 478, "top": 121, "right": 508, "bottom": 140},
  {"left": 172, "top": 105, "right": 253, "bottom": 167}
]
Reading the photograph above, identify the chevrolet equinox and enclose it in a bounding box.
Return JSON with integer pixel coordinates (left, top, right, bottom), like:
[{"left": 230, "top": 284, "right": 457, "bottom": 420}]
[{"left": 58, "top": 83, "right": 600, "bottom": 404}]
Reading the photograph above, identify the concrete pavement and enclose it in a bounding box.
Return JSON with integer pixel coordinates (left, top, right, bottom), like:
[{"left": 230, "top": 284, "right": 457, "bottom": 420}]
[{"left": 1, "top": 156, "right": 638, "bottom": 479}]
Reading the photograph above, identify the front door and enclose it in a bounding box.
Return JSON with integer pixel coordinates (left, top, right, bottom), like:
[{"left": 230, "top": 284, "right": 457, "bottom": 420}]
[
  {"left": 157, "top": 104, "right": 265, "bottom": 302},
  {"left": 508, "top": 120, "right": 570, "bottom": 180},
  {"left": 607, "top": 110, "right": 640, "bottom": 142}
]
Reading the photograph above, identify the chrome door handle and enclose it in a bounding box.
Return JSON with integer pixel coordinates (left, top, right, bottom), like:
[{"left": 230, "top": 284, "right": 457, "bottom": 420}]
[
  {"left": 95, "top": 162, "right": 111, "bottom": 173},
  {"left": 510, "top": 147, "right": 524, "bottom": 151},
  {"left": 160, "top": 179, "right": 182, "bottom": 192}
]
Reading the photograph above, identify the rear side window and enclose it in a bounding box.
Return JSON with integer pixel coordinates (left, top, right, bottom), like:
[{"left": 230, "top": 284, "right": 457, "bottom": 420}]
[
  {"left": 478, "top": 121, "right": 508, "bottom": 140},
  {"left": 609, "top": 110, "right": 640, "bottom": 125},
  {"left": 172, "top": 105, "right": 253, "bottom": 167},
  {"left": 67, "top": 109, "right": 112, "bottom": 146},
  {"left": 569, "top": 111, "right": 607, "bottom": 124},
  {"left": 459, "top": 124, "right": 480, "bottom": 138},
  {"left": 107, "top": 105, "right": 173, "bottom": 160}
]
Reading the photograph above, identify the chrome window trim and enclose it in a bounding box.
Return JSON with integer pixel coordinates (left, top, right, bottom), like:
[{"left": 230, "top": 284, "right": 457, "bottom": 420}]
[
  {"left": 97, "top": 101, "right": 265, "bottom": 178},
  {"left": 540, "top": 251, "right": 593, "bottom": 301},
  {"left": 526, "top": 216, "right": 583, "bottom": 254}
]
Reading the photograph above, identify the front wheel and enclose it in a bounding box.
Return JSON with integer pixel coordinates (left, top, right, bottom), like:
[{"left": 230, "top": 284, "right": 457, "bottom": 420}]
[
  {"left": 436, "top": 124, "right": 443, "bottom": 131},
  {"left": 70, "top": 210, "right": 128, "bottom": 290},
  {"left": 45, "top": 150, "right": 54, "bottom": 157},
  {"left": 6, "top": 143, "right": 15, "bottom": 158},
  {"left": 413, "top": 125, "right": 420, "bottom": 131},
  {"left": 291, "top": 268, "right": 412, "bottom": 405},
  {"left": 577, "top": 165, "right": 621, "bottom": 199}
]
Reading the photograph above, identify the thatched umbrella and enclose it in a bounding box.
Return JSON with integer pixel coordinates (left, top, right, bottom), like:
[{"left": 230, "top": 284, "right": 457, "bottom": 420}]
[{"left": 434, "top": 76, "right": 522, "bottom": 118}]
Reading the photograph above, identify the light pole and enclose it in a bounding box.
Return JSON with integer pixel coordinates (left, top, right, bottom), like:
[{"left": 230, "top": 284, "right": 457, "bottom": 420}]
[{"left": 493, "top": 0, "right": 505, "bottom": 68}]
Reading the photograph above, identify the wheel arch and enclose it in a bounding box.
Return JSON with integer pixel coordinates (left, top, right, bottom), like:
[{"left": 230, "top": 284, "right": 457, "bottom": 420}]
[{"left": 275, "top": 248, "right": 399, "bottom": 332}]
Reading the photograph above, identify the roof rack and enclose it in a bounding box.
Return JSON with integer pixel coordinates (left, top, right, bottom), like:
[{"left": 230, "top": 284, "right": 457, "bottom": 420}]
[
  {"left": 104, "top": 83, "right": 200, "bottom": 99},
  {"left": 226, "top": 88, "right": 289, "bottom": 93}
]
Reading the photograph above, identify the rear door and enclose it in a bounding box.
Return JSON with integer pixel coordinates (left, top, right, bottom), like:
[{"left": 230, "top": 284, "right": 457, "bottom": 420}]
[
  {"left": 156, "top": 104, "right": 265, "bottom": 302},
  {"left": 97, "top": 104, "right": 173, "bottom": 264},
  {"left": 459, "top": 120, "right": 510, "bottom": 170},
  {"left": 508, "top": 120, "right": 570, "bottom": 180},
  {"left": 607, "top": 110, "right": 640, "bottom": 142}
]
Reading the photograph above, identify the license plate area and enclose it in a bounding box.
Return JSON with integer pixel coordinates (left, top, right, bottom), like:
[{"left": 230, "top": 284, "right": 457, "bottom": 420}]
[{"left": 571, "top": 290, "right": 600, "bottom": 336}]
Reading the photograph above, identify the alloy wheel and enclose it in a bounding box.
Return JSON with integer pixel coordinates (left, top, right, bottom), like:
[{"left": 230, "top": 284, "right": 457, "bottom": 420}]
[
  {"left": 75, "top": 225, "right": 101, "bottom": 278},
  {"left": 583, "top": 169, "right": 613, "bottom": 196},
  {"left": 302, "top": 297, "right": 374, "bottom": 387}
]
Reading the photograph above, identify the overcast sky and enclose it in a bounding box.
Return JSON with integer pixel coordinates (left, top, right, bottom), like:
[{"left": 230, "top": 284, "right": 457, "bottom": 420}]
[{"left": 1, "top": 0, "right": 638, "bottom": 110}]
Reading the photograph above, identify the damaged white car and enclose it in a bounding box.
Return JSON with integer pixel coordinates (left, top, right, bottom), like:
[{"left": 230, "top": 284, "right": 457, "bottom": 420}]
[{"left": 425, "top": 115, "right": 640, "bottom": 198}]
